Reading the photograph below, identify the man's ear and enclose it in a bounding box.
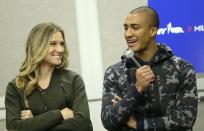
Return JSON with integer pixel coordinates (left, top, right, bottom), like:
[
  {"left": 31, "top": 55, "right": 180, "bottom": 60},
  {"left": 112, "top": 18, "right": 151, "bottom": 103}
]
[{"left": 150, "top": 27, "right": 158, "bottom": 37}]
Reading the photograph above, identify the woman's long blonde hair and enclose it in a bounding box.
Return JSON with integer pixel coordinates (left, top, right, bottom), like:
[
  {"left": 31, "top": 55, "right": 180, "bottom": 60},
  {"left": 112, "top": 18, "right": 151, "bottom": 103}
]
[{"left": 16, "top": 23, "right": 69, "bottom": 108}]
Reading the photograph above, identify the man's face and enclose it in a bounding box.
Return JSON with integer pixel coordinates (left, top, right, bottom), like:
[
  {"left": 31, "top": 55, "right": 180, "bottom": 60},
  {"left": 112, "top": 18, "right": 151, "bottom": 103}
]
[{"left": 124, "top": 12, "right": 154, "bottom": 53}]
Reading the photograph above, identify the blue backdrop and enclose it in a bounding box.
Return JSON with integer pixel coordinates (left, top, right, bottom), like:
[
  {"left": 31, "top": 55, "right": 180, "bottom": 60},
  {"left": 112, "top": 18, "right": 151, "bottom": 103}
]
[{"left": 148, "top": 0, "right": 204, "bottom": 73}]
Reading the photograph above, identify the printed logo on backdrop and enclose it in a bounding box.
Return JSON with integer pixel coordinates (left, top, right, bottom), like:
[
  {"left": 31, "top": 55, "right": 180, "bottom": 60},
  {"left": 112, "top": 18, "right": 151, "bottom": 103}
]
[
  {"left": 157, "top": 22, "right": 204, "bottom": 35},
  {"left": 148, "top": 0, "right": 204, "bottom": 73}
]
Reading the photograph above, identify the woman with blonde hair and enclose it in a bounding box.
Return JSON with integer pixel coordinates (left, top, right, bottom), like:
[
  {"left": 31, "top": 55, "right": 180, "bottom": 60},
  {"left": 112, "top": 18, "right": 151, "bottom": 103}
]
[{"left": 5, "top": 22, "right": 93, "bottom": 131}]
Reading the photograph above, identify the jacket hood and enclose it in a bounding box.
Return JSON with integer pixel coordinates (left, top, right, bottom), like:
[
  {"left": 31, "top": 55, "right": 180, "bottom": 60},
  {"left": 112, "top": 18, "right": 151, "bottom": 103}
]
[
  {"left": 151, "top": 43, "right": 174, "bottom": 64},
  {"left": 122, "top": 43, "right": 174, "bottom": 68}
]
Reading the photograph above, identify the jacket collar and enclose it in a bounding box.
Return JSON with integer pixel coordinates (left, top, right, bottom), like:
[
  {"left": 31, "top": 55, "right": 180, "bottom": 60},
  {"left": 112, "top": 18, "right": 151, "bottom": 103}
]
[{"left": 121, "top": 43, "right": 174, "bottom": 68}]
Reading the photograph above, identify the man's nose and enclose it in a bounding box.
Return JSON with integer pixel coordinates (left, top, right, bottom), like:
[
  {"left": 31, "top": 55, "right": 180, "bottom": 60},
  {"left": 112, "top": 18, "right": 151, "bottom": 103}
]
[{"left": 125, "top": 28, "right": 133, "bottom": 37}]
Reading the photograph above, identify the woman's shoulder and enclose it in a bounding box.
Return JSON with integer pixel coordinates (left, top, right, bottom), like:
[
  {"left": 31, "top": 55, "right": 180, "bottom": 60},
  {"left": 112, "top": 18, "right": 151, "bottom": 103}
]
[
  {"left": 7, "top": 78, "right": 17, "bottom": 88},
  {"left": 6, "top": 78, "right": 21, "bottom": 93},
  {"left": 57, "top": 68, "right": 82, "bottom": 83},
  {"left": 58, "top": 68, "right": 79, "bottom": 77}
]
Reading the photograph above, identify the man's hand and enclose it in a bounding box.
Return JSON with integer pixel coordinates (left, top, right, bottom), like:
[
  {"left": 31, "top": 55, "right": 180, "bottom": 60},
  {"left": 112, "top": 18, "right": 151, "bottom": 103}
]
[
  {"left": 60, "top": 107, "right": 74, "bottom": 120},
  {"left": 21, "top": 110, "right": 33, "bottom": 119},
  {"left": 111, "top": 95, "right": 122, "bottom": 106},
  {"left": 111, "top": 95, "right": 137, "bottom": 129},
  {"left": 135, "top": 65, "right": 155, "bottom": 94},
  {"left": 126, "top": 114, "right": 137, "bottom": 129}
]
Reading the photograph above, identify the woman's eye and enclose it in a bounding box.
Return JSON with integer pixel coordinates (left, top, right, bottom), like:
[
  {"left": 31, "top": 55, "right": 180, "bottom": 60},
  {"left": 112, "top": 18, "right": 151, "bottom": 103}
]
[
  {"left": 50, "top": 42, "right": 56, "bottom": 46},
  {"left": 60, "top": 42, "right": 64, "bottom": 46}
]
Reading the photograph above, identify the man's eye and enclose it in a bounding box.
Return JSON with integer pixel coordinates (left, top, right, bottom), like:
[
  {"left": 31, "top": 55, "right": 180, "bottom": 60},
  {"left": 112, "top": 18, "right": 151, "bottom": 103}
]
[
  {"left": 124, "top": 26, "right": 128, "bottom": 31},
  {"left": 132, "top": 26, "right": 139, "bottom": 30}
]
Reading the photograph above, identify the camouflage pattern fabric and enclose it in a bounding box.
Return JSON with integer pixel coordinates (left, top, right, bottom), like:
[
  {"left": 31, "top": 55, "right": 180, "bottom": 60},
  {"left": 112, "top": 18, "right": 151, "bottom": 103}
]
[{"left": 101, "top": 44, "right": 198, "bottom": 131}]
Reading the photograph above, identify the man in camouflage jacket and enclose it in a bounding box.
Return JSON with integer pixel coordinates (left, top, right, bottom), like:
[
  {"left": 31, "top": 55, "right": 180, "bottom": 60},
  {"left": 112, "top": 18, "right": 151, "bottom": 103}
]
[{"left": 101, "top": 6, "right": 197, "bottom": 131}]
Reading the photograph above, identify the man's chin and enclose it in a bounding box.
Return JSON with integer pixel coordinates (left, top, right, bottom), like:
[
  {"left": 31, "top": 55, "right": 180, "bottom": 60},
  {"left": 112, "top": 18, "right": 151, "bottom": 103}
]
[{"left": 128, "top": 47, "right": 138, "bottom": 52}]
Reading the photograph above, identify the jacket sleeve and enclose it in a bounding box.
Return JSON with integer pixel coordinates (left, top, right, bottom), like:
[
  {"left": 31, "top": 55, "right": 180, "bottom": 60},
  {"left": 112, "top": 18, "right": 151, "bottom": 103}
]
[
  {"left": 5, "top": 80, "right": 64, "bottom": 131},
  {"left": 49, "top": 75, "right": 92, "bottom": 131},
  {"left": 136, "top": 65, "right": 198, "bottom": 130},
  {"left": 101, "top": 66, "right": 144, "bottom": 130}
]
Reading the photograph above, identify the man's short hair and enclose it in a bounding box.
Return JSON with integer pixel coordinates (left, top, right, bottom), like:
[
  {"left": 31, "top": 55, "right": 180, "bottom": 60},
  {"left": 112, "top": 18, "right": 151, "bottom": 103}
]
[{"left": 129, "top": 6, "right": 160, "bottom": 28}]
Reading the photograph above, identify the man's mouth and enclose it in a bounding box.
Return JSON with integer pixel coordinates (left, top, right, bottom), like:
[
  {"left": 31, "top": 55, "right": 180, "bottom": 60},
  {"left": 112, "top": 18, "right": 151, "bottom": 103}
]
[{"left": 127, "top": 39, "right": 137, "bottom": 47}]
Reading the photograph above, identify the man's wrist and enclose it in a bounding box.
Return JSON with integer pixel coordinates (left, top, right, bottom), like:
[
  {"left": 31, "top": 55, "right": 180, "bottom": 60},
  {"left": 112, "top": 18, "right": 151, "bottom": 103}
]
[{"left": 135, "top": 83, "right": 143, "bottom": 94}]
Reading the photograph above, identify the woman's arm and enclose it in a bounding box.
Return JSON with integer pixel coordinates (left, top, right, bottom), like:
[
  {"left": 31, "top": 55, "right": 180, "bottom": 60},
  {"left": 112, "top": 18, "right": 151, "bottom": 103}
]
[
  {"left": 5, "top": 80, "right": 64, "bottom": 131},
  {"left": 49, "top": 75, "right": 92, "bottom": 131}
]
